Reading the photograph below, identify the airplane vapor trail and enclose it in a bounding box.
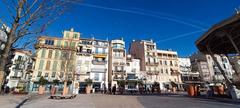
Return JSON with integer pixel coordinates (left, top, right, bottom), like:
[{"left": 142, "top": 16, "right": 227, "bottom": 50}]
[
  {"left": 77, "top": 3, "right": 206, "bottom": 30},
  {"left": 157, "top": 29, "right": 206, "bottom": 43}
]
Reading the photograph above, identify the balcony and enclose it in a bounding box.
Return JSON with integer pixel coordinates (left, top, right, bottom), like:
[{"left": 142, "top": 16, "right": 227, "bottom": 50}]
[
  {"left": 10, "top": 76, "right": 21, "bottom": 80},
  {"left": 171, "top": 69, "right": 180, "bottom": 76},
  {"left": 145, "top": 62, "right": 158, "bottom": 66},
  {"left": 92, "top": 60, "right": 107, "bottom": 65},
  {"left": 93, "top": 53, "right": 107, "bottom": 58},
  {"left": 113, "top": 70, "right": 126, "bottom": 75},
  {"left": 76, "top": 51, "right": 92, "bottom": 56},
  {"left": 146, "top": 71, "right": 159, "bottom": 75},
  {"left": 113, "top": 62, "right": 125, "bottom": 66},
  {"left": 113, "top": 76, "right": 125, "bottom": 81},
  {"left": 126, "top": 74, "right": 138, "bottom": 80}
]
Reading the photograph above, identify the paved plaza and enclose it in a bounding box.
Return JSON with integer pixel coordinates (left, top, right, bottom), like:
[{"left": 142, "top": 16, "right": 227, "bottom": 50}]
[{"left": 1, "top": 94, "right": 239, "bottom": 108}]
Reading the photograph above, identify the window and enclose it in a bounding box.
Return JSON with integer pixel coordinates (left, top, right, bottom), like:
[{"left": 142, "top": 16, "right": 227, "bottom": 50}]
[
  {"left": 52, "top": 72, "right": 56, "bottom": 78},
  {"left": 61, "top": 61, "right": 66, "bottom": 70},
  {"left": 57, "top": 40, "right": 61, "bottom": 47},
  {"left": 94, "top": 73, "right": 99, "bottom": 81},
  {"left": 37, "top": 71, "right": 42, "bottom": 77},
  {"left": 41, "top": 49, "right": 46, "bottom": 58},
  {"left": 45, "top": 73, "right": 49, "bottom": 77},
  {"left": 45, "top": 40, "right": 54, "bottom": 45},
  {"left": 165, "top": 61, "right": 167, "bottom": 65},
  {"left": 39, "top": 60, "right": 44, "bottom": 70},
  {"left": 60, "top": 72, "right": 64, "bottom": 78},
  {"left": 170, "top": 61, "right": 173, "bottom": 66},
  {"left": 17, "top": 56, "right": 22, "bottom": 61},
  {"left": 46, "top": 61, "right": 51, "bottom": 70},
  {"left": 161, "top": 69, "right": 163, "bottom": 73},
  {"left": 52, "top": 61, "right": 57, "bottom": 71},
  {"left": 70, "top": 42, "right": 76, "bottom": 48},
  {"left": 87, "top": 49, "right": 91, "bottom": 53},
  {"left": 166, "top": 69, "right": 168, "bottom": 74},
  {"left": 66, "top": 33, "right": 69, "bottom": 38},
  {"left": 160, "top": 60, "right": 162, "bottom": 65},
  {"left": 64, "top": 41, "right": 68, "bottom": 48},
  {"left": 55, "top": 50, "right": 59, "bottom": 59},
  {"left": 68, "top": 74, "right": 72, "bottom": 79},
  {"left": 73, "top": 34, "right": 78, "bottom": 38},
  {"left": 48, "top": 50, "right": 52, "bottom": 59}
]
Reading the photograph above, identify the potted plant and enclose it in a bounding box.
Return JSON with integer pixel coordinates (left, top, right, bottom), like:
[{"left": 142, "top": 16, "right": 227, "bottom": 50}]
[
  {"left": 117, "top": 80, "right": 126, "bottom": 94},
  {"left": 85, "top": 78, "right": 93, "bottom": 94},
  {"left": 51, "top": 79, "right": 60, "bottom": 95},
  {"left": 38, "top": 76, "right": 48, "bottom": 95}
]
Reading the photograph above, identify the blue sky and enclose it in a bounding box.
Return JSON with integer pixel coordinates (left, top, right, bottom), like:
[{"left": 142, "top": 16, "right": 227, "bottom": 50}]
[{"left": 1, "top": 0, "right": 240, "bottom": 57}]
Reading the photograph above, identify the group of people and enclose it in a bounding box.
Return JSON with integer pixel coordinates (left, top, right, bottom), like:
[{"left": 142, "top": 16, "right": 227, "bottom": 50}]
[
  {"left": 99, "top": 83, "right": 162, "bottom": 95},
  {"left": 101, "top": 83, "right": 117, "bottom": 95}
]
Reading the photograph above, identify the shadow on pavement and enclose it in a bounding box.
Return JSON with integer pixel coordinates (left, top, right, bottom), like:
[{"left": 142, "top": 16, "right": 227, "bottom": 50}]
[
  {"left": 135, "top": 94, "right": 240, "bottom": 108},
  {"left": 15, "top": 98, "right": 29, "bottom": 108}
]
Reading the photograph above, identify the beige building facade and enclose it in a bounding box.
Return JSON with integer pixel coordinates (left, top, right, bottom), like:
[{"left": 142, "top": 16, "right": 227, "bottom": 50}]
[
  {"left": 129, "top": 40, "right": 181, "bottom": 90},
  {"left": 108, "top": 39, "right": 127, "bottom": 87}
]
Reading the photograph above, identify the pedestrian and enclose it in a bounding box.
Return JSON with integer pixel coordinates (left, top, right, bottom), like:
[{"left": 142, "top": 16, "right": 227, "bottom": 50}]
[
  {"left": 112, "top": 84, "right": 116, "bottom": 95},
  {"left": 102, "top": 83, "right": 106, "bottom": 94},
  {"left": 5, "top": 86, "right": 10, "bottom": 94},
  {"left": 1, "top": 84, "right": 4, "bottom": 94},
  {"left": 151, "top": 86, "right": 154, "bottom": 94},
  {"left": 108, "top": 83, "right": 112, "bottom": 94},
  {"left": 104, "top": 86, "right": 107, "bottom": 94}
]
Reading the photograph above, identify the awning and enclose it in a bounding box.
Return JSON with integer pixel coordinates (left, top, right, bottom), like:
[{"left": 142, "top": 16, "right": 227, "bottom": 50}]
[{"left": 93, "top": 54, "right": 107, "bottom": 58}]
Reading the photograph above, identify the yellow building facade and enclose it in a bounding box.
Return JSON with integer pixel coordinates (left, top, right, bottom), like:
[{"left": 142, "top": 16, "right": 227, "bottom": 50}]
[{"left": 31, "top": 28, "right": 80, "bottom": 91}]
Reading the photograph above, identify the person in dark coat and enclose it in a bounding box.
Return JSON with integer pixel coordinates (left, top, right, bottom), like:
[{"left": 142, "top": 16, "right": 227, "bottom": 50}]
[{"left": 112, "top": 84, "right": 116, "bottom": 95}]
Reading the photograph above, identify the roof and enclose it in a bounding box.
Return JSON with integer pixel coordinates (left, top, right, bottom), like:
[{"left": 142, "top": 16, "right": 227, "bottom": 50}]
[{"left": 196, "top": 14, "right": 240, "bottom": 54}]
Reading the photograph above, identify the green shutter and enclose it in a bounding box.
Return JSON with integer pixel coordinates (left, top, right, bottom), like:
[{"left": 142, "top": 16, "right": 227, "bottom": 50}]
[
  {"left": 41, "top": 49, "right": 46, "bottom": 58},
  {"left": 74, "top": 34, "right": 78, "bottom": 38},
  {"left": 52, "top": 61, "right": 57, "bottom": 71},
  {"left": 64, "top": 41, "right": 68, "bottom": 48},
  {"left": 57, "top": 40, "right": 61, "bottom": 47},
  {"left": 70, "top": 42, "right": 76, "bottom": 48},
  {"left": 39, "top": 60, "right": 44, "bottom": 70},
  {"left": 55, "top": 50, "right": 59, "bottom": 59},
  {"left": 66, "top": 33, "right": 69, "bottom": 38}
]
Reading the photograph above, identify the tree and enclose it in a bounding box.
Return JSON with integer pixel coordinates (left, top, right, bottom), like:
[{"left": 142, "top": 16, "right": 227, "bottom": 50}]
[
  {"left": 0, "top": 0, "right": 79, "bottom": 91},
  {"left": 38, "top": 76, "right": 48, "bottom": 86},
  {"left": 85, "top": 78, "right": 93, "bottom": 86}
]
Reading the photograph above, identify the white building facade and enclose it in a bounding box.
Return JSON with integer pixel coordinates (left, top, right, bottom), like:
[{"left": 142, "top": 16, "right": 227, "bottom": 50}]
[{"left": 6, "top": 49, "right": 33, "bottom": 89}]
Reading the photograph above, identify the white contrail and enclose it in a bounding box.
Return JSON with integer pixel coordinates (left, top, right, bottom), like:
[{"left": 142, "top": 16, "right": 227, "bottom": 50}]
[
  {"left": 77, "top": 3, "right": 205, "bottom": 30},
  {"left": 157, "top": 29, "right": 206, "bottom": 43},
  {"left": 131, "top": 7, "right": 209, "bottom": 28}
]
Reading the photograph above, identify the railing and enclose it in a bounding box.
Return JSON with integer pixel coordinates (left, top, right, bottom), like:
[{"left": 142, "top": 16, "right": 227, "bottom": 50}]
[
  {"left": 76, "top": 51, "right": 92, "bottom": 56},
  {"left": 92, "top": 60, "right": 107, "bottom": 65}
]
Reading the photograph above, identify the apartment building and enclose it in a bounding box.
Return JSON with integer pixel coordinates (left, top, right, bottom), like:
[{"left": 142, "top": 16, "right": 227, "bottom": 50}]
[
  {"left": 178, "top": 57, "right": 200, "bottom": 82},
  {"left": 108, "top": 39, "right": 126, "bottom": 87},
  {"left": 31, "top": 28, "right": 80, "bottom": 91},
  {"left": 6, "top": 49, "right": 33, "bottom": 89},
  {"left": 76, "top": 38, "right": 109, "bottom": 91},
  {"left": 125, "top": 54, "right": 141, "bottom": 89},
  {"left": 190, "top": 52, "right": 235, "bottom": 83},
  {"left": 129, "top": 40, "right": 182, "bottom": 90}
]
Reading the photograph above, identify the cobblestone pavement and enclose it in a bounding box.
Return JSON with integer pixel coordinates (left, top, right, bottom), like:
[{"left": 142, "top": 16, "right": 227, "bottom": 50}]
[{"left": 1, "top": 94, "right": 239, "bottom": 108}]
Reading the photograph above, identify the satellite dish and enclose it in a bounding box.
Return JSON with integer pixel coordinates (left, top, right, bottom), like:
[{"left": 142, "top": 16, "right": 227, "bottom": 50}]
[{"left": 0, "top": 30, "right": 7, "bottom": 42}]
